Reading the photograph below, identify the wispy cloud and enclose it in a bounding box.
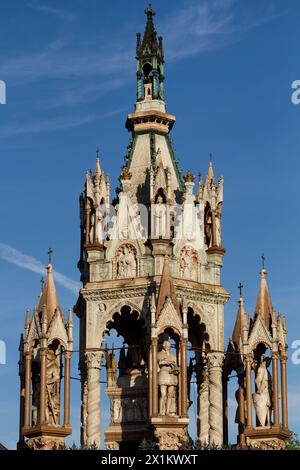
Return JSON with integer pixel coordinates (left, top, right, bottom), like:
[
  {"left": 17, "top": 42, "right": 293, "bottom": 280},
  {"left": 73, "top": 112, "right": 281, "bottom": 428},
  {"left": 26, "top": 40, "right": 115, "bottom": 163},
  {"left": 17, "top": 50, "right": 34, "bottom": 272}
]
[
  {"left": 28, "top": 2, "right": 76, "bottom": 22},
  {"left": 0, "top": 107, "right": 125, "bottom": 137},
  {"left": 44, "top": 78, "right": 125, "bottom": 109},
  {"left": 2, "top": 0, "right": 278, "bottom": 85},
  {"left": 0, "top": 242, "right": 80, "bottom": 294},
  {"left": 162, "top": 0, "right": 279, "bottom": 61}
]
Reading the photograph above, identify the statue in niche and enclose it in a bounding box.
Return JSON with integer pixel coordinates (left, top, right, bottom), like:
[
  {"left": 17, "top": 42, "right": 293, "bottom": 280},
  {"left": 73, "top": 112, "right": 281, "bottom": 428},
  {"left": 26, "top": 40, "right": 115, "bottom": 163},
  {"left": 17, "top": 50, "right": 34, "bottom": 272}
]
[
  {"left": 234, "top": 376, "right": 247, "bottom": 431},
  {"left": 105, "top": 349, "right": 118, "bottom": 388},
  {"left": 215, "top": 202, "right": 222, "bottom": 247},
  {"left": 204, "top": 204, "right": 212, "bottom": 247},
  {"left": 31, "top": 366, "right": 40, "bottom": 426},
  {"left": 252, "top": 355, "right": 272, "bottom": 427},
  {"left": 113, "top": 399, "right": 122, "bottom": 423},
  {"left": 117, "top": 245, "right": 137, "bottom": 279},
  {"left": 31, "top": 344, "right": 40, "bottom": 426},
  {"left": 154, "top": 195, "right": 167, "bottom": 238},
  {"left": 179, "top": 246, "right": 197, "bottom": 280},
  {"left": 89, "top": 207, "right": 104, "bottom": 244},
  {"left": 45, "top": 345, "right": 62, "bottom": 426},
  {"left": 157, "top": 340, "right": 179, "bottom": 416}
]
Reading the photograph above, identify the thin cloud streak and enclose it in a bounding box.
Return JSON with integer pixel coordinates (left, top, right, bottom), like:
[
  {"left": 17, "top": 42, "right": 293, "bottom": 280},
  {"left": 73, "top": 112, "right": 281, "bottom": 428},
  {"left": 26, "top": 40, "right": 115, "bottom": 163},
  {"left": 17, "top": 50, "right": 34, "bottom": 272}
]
[
  {"left": 0, "top": 242, "right": 80, "bottom": 294},
  {"left": 0, "top": 108, "right": 125, "bottom": 137},
  {"left": 1, "top": 0, "right": 278, "bottom": 85},
  {"left": 28, "top": 2, "right": 77, "bottom": 22}
]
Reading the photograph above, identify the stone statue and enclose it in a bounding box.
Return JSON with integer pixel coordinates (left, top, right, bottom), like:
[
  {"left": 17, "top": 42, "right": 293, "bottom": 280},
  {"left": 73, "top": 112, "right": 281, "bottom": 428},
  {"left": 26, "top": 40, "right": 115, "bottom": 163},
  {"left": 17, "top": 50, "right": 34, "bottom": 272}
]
[
  {"left": 46, "top": 346, "right": 61, "bottom": 426},
  {"left": 113, "top": 399, "right": 122, "bottom": 423},
  {"left": 252, "top": 356, "right": 272, "bottom": 427},
  {"left": 154, "top": 195, "right": 167, "bottom": 238},
  {"left": 31, "top": 366, "right": 40, "bottom": 426},
  {"left": 89, "top": 207, "right": 104, "bottom": 244},
  {"left": 105, "top": 349, "right": 118, "bottom": 387},
  {"left": 157, "top": 340, "right": 179, "bottom": 416},
  {"left": 180, "top": 246, "right": 197, "bottom": 280},
  {"left": 204, "top": 205, "right": 212, "bottom": 247},
  {"left": 117, "top": 245, "right": 137, "bottom": 279},
  {"left": 89, "top": 212, "right": 95, "bottom": 244},
  {"left": 215, "top": 203, "right": 222, "bottom": 247}
]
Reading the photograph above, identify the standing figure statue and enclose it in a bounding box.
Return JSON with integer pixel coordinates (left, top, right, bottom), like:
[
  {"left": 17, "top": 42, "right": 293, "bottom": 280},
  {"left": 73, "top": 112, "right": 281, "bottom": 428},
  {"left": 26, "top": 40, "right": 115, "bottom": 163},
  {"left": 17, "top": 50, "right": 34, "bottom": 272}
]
[
  {"left": 154, "top": 196, "right": 167, "bottom": 238},
  {"left": 46, "top": 346, "right": 62, "bottom": 426},
  {"left": 157, "top": 340, "right": 179, "bottom": 416},
  {"left": 252, "top": 355, "right": 272, "bottom": 426}
]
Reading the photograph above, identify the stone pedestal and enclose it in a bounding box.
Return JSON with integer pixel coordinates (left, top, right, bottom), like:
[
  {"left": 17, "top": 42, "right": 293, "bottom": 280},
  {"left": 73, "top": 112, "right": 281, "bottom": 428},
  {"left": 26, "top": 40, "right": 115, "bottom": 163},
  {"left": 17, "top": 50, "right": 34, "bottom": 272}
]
[
  {"left": 23, "top": 425, "right": 71, "bottom": 450},
  {"left": 244, "top": 426, "right": 290, "bottom": 450},
  {"left": 151, "top": 417, "right": 189, "bottom": 450}
]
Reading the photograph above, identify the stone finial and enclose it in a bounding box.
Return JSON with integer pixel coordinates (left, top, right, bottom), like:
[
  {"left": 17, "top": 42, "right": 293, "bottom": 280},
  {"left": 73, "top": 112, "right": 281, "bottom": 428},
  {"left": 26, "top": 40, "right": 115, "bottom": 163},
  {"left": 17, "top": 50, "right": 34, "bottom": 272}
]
[
  {"left": 183, "top": 171, "right": 195, "bottom": 183},
  {"left": 120, "top": 168, "right": 132, "bottom": 180}
]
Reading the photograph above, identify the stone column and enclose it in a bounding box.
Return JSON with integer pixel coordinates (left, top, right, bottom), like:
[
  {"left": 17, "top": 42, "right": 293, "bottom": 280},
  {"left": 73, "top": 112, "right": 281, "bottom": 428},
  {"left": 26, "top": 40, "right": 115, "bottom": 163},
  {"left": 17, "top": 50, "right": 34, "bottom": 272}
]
[
  {"left": 85, "top": 351, "right": 102, "bottom": 448},
  {"left": 272, "top": 353, "right": 279, "bottom": 426},
  {"left": 64, "top": 351, "right": 71, "bottom": 427},
  {"left": 148, "top": 345, "right": 153, "bottom": 417},
  {"left": 198, "top": 365, "right": 209, "bottom": 445},
  {"left": 79, "top": 360, "right": 88, "bottom": 447},
  {"left": 85, "top": 200, "right": 91, "bottom": 245},
  {"left": 238, "top": 377, "right": 246, "bottom": 446},
  {"left": 152, "top": 339, "right": 158, "bottom": 416},
  {"left": 180, "top": 339, "right": 188, "bottom": 417},
  {"left": 280, "top": 356, "right": 288, "bottom": 429},
  {"left": 245, "top": 355, "right": 253, "bottom": 428},
  {"left": 222, "top": 376, "right": 228, "bottom": 446},
  {"left": 39, "top": 347, "right": 47, "bottom": 424},
  {"left": 24, "top": 351, "right": 32, "bottom": 427},
  {"left": 208, "top": 353, "right": 224, "bottom": 446}
]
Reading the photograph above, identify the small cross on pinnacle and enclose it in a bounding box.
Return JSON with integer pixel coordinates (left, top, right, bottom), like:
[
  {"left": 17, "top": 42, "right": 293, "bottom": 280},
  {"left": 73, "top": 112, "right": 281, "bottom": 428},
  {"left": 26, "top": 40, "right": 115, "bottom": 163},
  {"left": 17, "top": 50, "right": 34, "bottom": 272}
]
[
  {"left": 48, "top": 247, "right": 53, "bottom": 264},
  {"left": 238, "top": 282, "right": 244, "bottom": 298},
  {"left": 261, "top": 253, "right": 266, "bottom": 269},
  {"left": 209, "top": 152, "right": 213, "bottom": 163},
  {"left": 96, "top": 147, "right": 99, "bottom": 159}
]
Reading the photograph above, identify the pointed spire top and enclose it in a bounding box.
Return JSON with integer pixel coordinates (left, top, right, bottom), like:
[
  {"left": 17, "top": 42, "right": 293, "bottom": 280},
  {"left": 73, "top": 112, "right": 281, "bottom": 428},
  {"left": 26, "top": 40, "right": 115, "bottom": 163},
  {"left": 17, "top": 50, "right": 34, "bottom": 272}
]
[
  {"left": 38, "top": 263, "right": 60, "bottom": 323},
  {"left": 94, "top": 148, "right": 101, "bottom": 178},
  {"left": 206, "top": 154, "right": 215, "bottom": 185},
  {"left": 254, "top": 262, "right": 273, "bottom": 329},
  {"left": 142, "top": 3, "right": 157, "bottom": 50},
  {"left": 145, "top": 3, "right": 155, "bottom": 17},
  {"left": 232, "top": 287, "right": 247, "bottom": 347},
  {"left": 156, "top": 255, "right": 179, "bottom": 317}
]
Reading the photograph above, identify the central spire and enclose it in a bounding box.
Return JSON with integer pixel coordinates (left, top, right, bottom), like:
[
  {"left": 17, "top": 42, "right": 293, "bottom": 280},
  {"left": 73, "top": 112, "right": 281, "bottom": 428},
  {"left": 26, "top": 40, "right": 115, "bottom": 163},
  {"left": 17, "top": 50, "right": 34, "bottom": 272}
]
[{"left": 136, "top": 4, "right": 164, "bottom": 102}]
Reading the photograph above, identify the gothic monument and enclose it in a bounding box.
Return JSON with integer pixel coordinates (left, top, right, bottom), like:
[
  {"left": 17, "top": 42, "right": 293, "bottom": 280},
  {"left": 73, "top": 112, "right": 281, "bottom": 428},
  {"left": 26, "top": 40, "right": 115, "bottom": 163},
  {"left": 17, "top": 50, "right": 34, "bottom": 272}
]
[{"left": 18, "top": 5, "right": 289, "bottom": 450}]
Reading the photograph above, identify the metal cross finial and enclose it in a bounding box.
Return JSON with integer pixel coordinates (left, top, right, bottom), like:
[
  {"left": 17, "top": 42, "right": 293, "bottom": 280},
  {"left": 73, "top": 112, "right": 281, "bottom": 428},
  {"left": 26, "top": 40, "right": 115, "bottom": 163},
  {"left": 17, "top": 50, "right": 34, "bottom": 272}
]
[
  {"left": 209, "top": 152, "right": 213, "bottom": 163},
  {"left": 40, "top": 277, "right": 45, "bottom": 290},
  {"left": 261, "top": 253, "right": 266, "bottom": 269},
  {"left": 48, "top": 247, "right": 53, "bottom": 264},
  {"left": 96, "top": 147, "right": 99, "bottom": 159},
  {"left": 238, "top": 282, "right": 244, "bottom": 298}
]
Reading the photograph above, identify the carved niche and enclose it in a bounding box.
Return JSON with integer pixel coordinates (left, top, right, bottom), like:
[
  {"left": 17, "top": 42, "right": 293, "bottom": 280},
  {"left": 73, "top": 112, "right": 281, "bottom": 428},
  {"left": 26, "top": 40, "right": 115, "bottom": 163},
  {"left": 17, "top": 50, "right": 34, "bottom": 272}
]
[
  {"left": 179, "top": 245, "right": 198, "bottom": 281},
  {"left": 115, "top": 244, "right": 137, "bottom": 279}
]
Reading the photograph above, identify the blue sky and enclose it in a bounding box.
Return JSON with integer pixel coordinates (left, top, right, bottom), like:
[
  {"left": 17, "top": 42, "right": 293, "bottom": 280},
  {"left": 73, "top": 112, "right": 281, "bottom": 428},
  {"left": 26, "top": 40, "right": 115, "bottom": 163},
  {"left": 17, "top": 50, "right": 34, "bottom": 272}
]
[{"left": 0, "top": 0, "right": 300, "bottom": 449}]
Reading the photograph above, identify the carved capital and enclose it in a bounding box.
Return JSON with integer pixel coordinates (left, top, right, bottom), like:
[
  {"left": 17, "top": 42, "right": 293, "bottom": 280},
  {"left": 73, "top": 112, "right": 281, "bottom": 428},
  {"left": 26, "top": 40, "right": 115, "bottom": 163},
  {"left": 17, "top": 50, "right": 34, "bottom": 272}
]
[
  {"left": 207, "top": 352, "right": 224, "bottom": 369},
  {"left": 154, "top": 428, "right": 188, "bottom": 450},
  {"left": 85, "top": 351, "right": 102, "bottom": 370}
]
